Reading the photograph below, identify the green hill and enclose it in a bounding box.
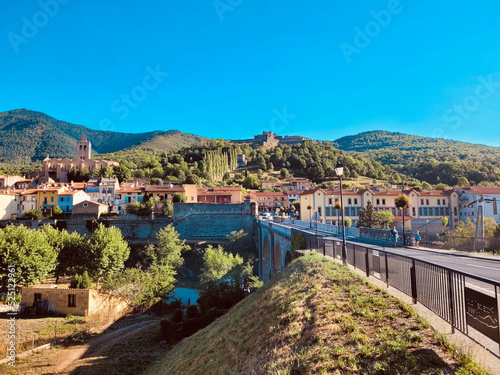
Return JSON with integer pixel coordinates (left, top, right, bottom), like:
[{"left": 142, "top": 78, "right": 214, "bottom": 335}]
[
  {"left": 333, "top": 131, "right": 500, "bottom": 186},
  {"left": 146, "top": 254, "right": 477, "bottom": 375},
  {"left": 0, "top": 109, "right": 209, "bottom": 163}
]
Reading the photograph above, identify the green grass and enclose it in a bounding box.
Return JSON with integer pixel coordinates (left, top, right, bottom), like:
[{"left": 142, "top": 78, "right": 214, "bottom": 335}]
[{"left": 146, "top": 254, "right": 486, "bottom": 375}]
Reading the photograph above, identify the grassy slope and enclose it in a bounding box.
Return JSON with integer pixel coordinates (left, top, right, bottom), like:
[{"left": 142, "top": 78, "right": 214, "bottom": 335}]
[{"left": 147, "top": 254, "right": 482, "bottom": 375}]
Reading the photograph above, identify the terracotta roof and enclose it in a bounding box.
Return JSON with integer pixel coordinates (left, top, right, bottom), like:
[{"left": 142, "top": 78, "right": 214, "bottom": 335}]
[
  {"left": 20, "top": 189, "right": 39, "bottom": 195},
  {"left": 118, "top": 187, "right": 144, "bottom": 193},
  {"left": 145, "top": 185, "right": 184, "bottom": 192},
  {"left": 465, "top": 187, "right": 500, "bottom": 195}
]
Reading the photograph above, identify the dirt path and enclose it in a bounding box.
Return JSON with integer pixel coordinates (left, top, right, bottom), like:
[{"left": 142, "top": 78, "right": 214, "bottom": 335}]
[{"left": 46, "top": 320, "right": 154, "bottom": 374}]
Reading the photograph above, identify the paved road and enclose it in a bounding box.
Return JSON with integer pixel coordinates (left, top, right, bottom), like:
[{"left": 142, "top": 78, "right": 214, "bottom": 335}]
[{"left": 278, "top": 222, "right": 500, "bottom": 283}]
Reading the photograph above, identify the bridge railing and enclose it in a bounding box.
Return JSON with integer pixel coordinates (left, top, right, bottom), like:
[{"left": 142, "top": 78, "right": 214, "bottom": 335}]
[
  {"left": 311, "top": 236, "right": 500, "bottom": 359},
  {"left": 283, "top": 219, "right": 360, "bottom": 237}
]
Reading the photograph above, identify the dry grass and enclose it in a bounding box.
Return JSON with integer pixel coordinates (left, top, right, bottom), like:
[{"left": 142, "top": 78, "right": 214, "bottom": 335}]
[{"left": 146, "top": 254, "right": 485, "bottom": 375}]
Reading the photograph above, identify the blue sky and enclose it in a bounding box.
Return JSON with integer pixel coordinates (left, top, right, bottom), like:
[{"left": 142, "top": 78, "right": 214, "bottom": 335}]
[{"left": 1, "top": 1, "right": 500, "bottom": 146}]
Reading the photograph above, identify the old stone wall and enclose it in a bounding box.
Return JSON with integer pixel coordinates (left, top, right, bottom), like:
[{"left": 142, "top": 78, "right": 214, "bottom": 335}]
[{"left": 173, "top": 201, "right": 255, "bottom": 241}]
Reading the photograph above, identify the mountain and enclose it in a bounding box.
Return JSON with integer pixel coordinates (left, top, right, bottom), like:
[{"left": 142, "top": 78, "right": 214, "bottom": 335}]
[
  {"left": 0, "top": 109, "right": 209, "bottom": 163},
  {"left": 333, "top": 131, "right": 500, "bottom": 185},
  {"left": 333, "top": 130, "right": 500, "bottom": 154}
]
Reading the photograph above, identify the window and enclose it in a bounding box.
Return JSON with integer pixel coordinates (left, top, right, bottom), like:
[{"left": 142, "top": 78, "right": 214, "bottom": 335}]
[
  {"left": 328, "top": 198, "right": 333, "bottom": 205},
  {"left": 420, "top": 199, "right": 424, "bottom": 205},
  {"left": 437, "top": 199, "right": 440, "bottom": 205},
  {"left": 376, "top": 199, "right": 380, "bottom": 205},
  {"left": 412, "top": 207, "right": 416, "bottom": 216},
  {"left": 426, "top": 199, "right": 430, "bottom": 206},
  {"left": 454, "top": 207, "right": 458, "bottom": 215},
  {"left": 318, "top": 207, "right": 322, "bottom": 217},
  {"left": 51, "top": 197, "right": 54, "bottom": 202},
  {"left": 494, "top": 198, "right": 498, "bottom": 215},
  {"left": 354, "top": 199, "right": 358, "bottom": 205},
  {"left": 382, "top": 199, "right": 386, "bottom": 205},
  {"left": 348, "top": 198, "right": 352, "bottom": 205},
  {"left": 68, "top": 294, "right": 76, "bottom": 307}
]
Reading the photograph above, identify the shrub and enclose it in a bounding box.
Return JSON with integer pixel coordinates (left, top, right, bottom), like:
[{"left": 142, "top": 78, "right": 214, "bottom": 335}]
[
  {"left": 186, "top": 305, "right": 200, "bottom": 319},
  {"left": 171, "top": 308, "right": 184, "bottom": 323}
]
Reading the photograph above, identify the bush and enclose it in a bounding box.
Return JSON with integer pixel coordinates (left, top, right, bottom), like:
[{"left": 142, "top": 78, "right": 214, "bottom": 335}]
[
  {"left": 197, "top": 280, "right": 245, "bottom": 313},
  {"left": 186, "top": 305, "right": 200, "bottom": 319},
  {"left": 171, "top": 308, "right": 184, "bottom": 323},
  {"left": 23, "top": 209, "right": 43, "bottom": 219},
  {"left": 69, "top": 271, "right": 92, "bottom": 289}
]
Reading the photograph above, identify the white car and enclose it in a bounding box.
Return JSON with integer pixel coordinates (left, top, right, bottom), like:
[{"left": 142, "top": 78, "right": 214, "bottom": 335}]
[{"left": 261, "top": 212, "right": 273, "bottom": 220}]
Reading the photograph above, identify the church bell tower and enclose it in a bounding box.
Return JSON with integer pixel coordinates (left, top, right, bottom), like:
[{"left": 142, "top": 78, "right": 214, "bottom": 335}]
[{"left": 77, "top": 135, "right": 91, "bottom": 161}]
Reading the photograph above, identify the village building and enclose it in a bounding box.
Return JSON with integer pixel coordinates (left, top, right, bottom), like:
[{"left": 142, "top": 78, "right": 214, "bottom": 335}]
[
  {"left": 197, "top": 186, "right": 243, "bottom": 204},
  {"left": 0, "top": 175, "right": 23, "bottom": 189},
  {"left": 456, "top": 186, "right": 500, "bottom": 223},
  {"left": 21, "top": 287, "right": 131, "bottom": 320},
  {"left": 72, "top": 200, "right": 109, "bottom": 218},
  {"left": 42, "top": 136, "right": 118, "bottom": 182},
  {"left": 248, "top": 191, "right": 289, "bottom": 213}
]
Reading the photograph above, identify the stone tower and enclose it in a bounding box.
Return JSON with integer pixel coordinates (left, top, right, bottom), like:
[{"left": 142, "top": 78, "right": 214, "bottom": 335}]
[{"left": 77, "top": 135, "right": 91, "bottom": 161}]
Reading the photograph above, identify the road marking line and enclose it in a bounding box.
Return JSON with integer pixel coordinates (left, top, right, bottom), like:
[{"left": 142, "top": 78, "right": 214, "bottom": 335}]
[{"left": 465, "top": 263, "right": 500, "bottom": 271}]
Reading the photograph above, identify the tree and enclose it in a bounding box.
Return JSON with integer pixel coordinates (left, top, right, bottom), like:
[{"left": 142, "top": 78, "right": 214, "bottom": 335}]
[
  {"left": 85, "top": 224, "right": 130, "bottom": 282},
  {"left": 102, "top": 263, "right": 176, "bottom": 309},
  {"left": 23, "top": 209, "right": 43, "bottom": 219},
  {"left": 441, "top": 216, "right": 449, "bottom": 229},
  {"left": 52, "top": 205, "right": 63, "bottom": 216},
  {"left": 199, "top": 245, "right": 243, "bottom": 285},
  {"left": 457, "top": 176, "right": 470, "bottom": 187},
  {"left": 162, "top": 200, "right": 174, "bottom": 217},
  {"left": 357, "top": 201, "right": 380, "bottom": 228},
  {"left": 280, "top": 168, "right": 291, "bottom": 180},
  {"left": 0, "top": 225, "right": 57, "bottom": 287},
  {"left": 113, "top": 165, "right": 132, "bottom": 183},
  {"left": 148, "top": 224, "right": 190, "bottom": 268},
  {"left": 70, "top": 271, "right": 92, "bottom": 289},
  {"left": 172, "top": 193, "right": 186, "bottom": 203},
  {"left": 344, "top": 217, "right": 352, "bottom": 227},
  {"left": 376, "top": 210, "right": 394, "bottom": 229},
  {"left": 242, "top": 176, "right": 259, "bottom": 189}
]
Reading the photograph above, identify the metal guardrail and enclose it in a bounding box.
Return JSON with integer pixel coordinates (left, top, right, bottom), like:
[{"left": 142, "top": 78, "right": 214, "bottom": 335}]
[
  {"left": 283, "top": 218, "right": 360, "bottom": 237},
  {"left": 308, "top": 236, "right": 500, "bottom": 358}
]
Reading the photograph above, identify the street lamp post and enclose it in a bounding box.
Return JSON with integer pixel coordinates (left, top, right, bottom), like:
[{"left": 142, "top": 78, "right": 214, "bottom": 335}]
[
  {"left": 335, "top": 161, "right": 347, "bottom": 266},
  {"left": 401, "top": 184, "right": 406, "bottom": 245},
  {"left": 307, "top": 204, "right": 313, "bottom": 228}
]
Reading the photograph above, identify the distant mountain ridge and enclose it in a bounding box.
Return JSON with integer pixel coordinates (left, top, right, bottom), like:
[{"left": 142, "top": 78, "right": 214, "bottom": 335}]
[
  {"left": 333, "top": 130, "right": 500, "bottom": 153},
  {"left": 333, "top": 130, "right": 500, "bottom": 185},
  {"left": 0, "top": 109, "right": 209, "bottom": 163}
]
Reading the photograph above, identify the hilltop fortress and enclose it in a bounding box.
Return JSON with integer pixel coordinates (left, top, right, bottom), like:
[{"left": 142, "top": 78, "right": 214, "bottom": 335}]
[
  {"left": 42, "top": 136, "right": 118, "bottom": 182},
  {"left": 231, "top": 131, "right": 305, "bottom": 149}
]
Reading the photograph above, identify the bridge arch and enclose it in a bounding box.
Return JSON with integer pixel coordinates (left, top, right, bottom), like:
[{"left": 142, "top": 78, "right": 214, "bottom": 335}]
[
  {"left": 285, "top": 251, "right": 292, "bottom": 266},
  {"left": 273, "top": 243, "right": 282, "bottom": 271},
  {"left": 262, "top": 235, "right": 271, "bottom": 282}
]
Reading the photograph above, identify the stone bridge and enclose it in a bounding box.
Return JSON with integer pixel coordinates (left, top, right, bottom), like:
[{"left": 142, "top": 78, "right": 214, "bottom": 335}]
[{"left": 256, "top": 220, "right": 310, "bottom": 283}]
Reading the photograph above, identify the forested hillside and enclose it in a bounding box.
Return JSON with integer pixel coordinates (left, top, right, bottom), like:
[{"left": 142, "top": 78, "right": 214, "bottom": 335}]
[
  {"left": 97, "top": 139, "right": 394, "bottom": 185},
  {"left": 0, "top": 109, "right": 208, "bottom": 163},
  {"left": 334, "top": 131, "right": 500, "bottom": 186}
]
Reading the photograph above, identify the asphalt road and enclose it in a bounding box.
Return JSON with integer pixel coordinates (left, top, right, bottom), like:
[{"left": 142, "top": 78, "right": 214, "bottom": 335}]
[{"left": 280, "top": 222, "right": 500, "bottom": 283}]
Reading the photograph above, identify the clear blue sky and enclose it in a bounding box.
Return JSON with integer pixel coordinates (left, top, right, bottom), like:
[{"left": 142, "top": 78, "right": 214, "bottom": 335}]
[{"left": 1, "top": 0, "right": 500, "bottom": 146}]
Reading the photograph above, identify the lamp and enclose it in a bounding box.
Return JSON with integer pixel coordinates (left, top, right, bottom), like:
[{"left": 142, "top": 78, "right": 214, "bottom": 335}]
[{"left": 335, "top": 161, "right": 347, "bottom": 265}]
